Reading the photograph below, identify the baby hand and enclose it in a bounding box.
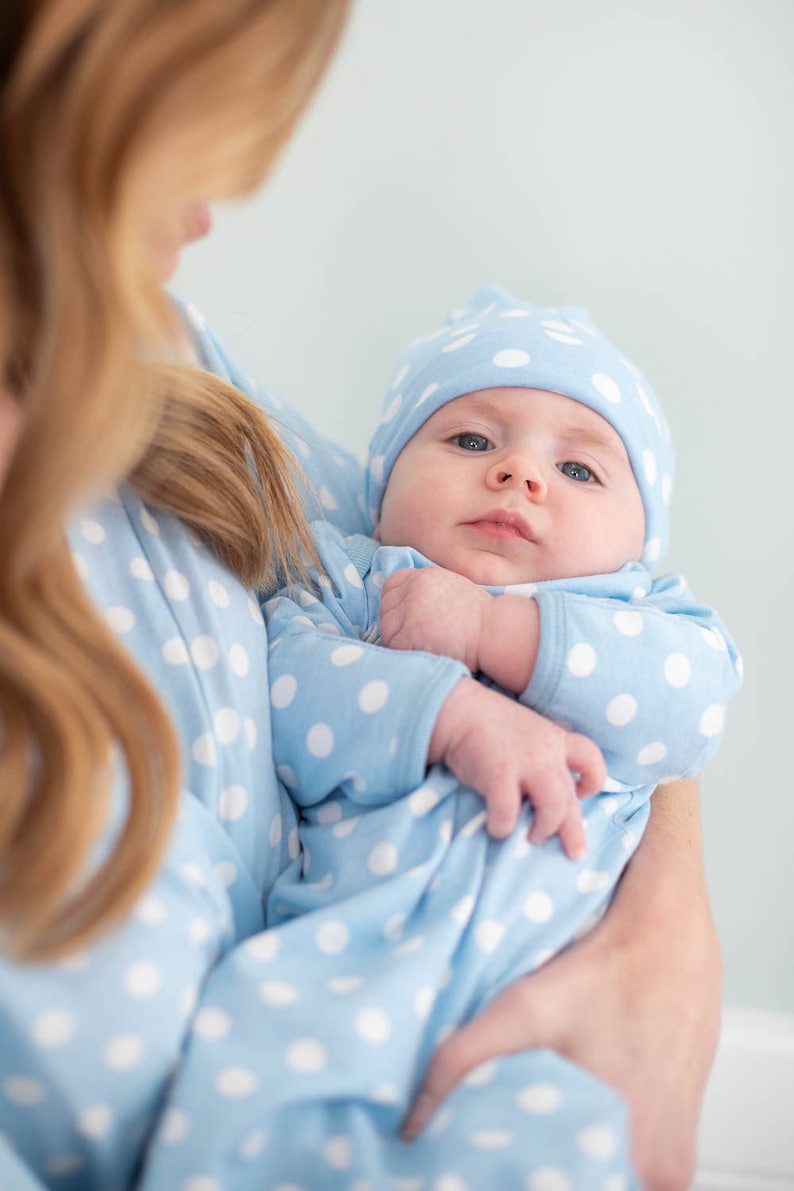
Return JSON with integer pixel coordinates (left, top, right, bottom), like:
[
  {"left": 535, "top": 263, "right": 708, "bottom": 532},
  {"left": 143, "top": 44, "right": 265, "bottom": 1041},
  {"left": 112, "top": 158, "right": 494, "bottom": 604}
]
[
  {"left": 429, "top": 678, "right": 606, "bottom": 858},
  {"left": 380, "top": 567, "right": 492, "bottom": 671}
]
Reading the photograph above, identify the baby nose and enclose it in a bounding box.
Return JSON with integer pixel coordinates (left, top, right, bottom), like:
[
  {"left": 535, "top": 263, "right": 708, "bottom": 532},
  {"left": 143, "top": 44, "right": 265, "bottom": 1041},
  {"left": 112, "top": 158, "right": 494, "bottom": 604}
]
[{"left": 489, "top": 456, "right": 547, "bottom": 498}]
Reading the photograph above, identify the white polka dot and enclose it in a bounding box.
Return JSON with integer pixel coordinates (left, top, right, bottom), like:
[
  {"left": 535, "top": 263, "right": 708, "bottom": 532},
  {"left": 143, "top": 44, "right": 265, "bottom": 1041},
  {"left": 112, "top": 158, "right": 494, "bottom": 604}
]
[
  {"left": 188, "top": 916, "right": 210, "bottom": 947},
  {"left": 493, "top": 348, "right": 530, "bottom": 368},
  {"left": 215, "top": 861, "right": 237, "bottom": 887},
  {"left": 314, "top": 804, "right": 341, "bottom": 829},
  {"left": 162, "top": 637, "right": 190, "bottom": 665},
  {"left": 643, "top": 449, "right": 658, "bottom": 485},
  {"left": 229, "top": 644, "right": 249, "bottom": 677},
  {"left": 463, "top": 1061, "right": 497, "bottom": 1088},
  {"left": 285, "top": 1038, "right": 327, "bottom": 1073},
  {"left": 443, "top": 333, "right": 476, "bottom": 353},
  {"left": 369, "top": 455, "right": 385, "bottom": 483},
  {"left": 701, "top": 626, "right": 728, "bottom": 652},
  {"left": 164, "top": 570, "right": 190, "bottom": 600},
  {"left": 324, "top": 1136, "right": 353, "bottom": 1170},
  {"left": 271, "top": 674, "right": 297, "bottom": 709},
  {"left": 606, "top": 694, "right": 637, "bottom": 726},
  {"left": 474, "top": 920, "right": 505, "bottom": 954},
  {"left": 269, "top": 813, "right": 283, "bottom": 846},
  {"left": 355, "top": 1007, "right": 392, "bottom": 1044},
  {"left": 450, "top": 896, "right": 475, "bottom": 925},
  {"left": 160, "top": 1107, "right": 191, "bottom": 1143},
  {"left": 318, "top": 486, "right": 338, "bottom": 511},
  {"left": 577, "top": 1124, "right": 618, "bottom": 1158},
  {"left": 613, "top": 610, "right": 644, "bottom": 637},
  {"left": 408, "top": 785, "right": 441, "bottom": 815},
  {"left": 245, "top": 932, "right": 279, "bottom": 962},
  {"left": 239, "top": 1129, "right": 268, "bottom": 1159},
  {"left": 129, "top": 557, "right": 154, "bottom": 581},
  {"left": 417, "top": 382, "right": 439, "bottom": 406},
  {"left": 343, "top": 563, "right": 363, "bottom": 589},
  {"left": 414, "top": 987, "right": 436, "bottom": 1021},
  {"left": 4, "top": 1076, "right": 46, "bottom": 1106},
  {"left": 522, "top": 890, "right": 554, "bottom": 923},
  {"left": 316, "top": 920, "right": 350, "bottom": 954},
  {"left": 700, "top": 704, "right": 725, "bottom": 737},
  {"left": 370, "top": 1082, "right": 400, "bottom": 1105},
  {"left": 136, "top": 895, "right": 166, "bottom": 925},
  {"left": 124, "top": 962, "right": 162, "bottom": 998},
  {"left": 662, "top": 474, "right": 673, "bottom": 505},
  {"left": 208, "top": 579, "right": 230, "bottom": 607},
  {"left": 247, "top": 597, "right": 264, "bottom": 625},
  {"left": 190, "top": 635, "right": 220, "bottom": 669},
  {"left": 287, "top": 826, "right": 300, "bottom": 860},
  {"left": 139, "top": 508, "right": 159, "bottom": 535},
  {"left": 380, "top": 394, "right": 403, "bottom": 424},
  {"left": 592, "top": 372, "right": 621, "bottom": 403},
  {"left": 105, "top": 606, "right": 135, "bottom": 634},
  {"left": 576, "top": 870, "right": 610, "bottom": 893},
  {"left": 76, "top": 1105, "right": 113, "bottom": 1139},
  {"left": 642, "top": 536, "right": 661, "bottom": 564},
  {"left": 180, "top": 862, "right": 205, "bottom": 888},
  {"left": 193, "top": 1008, "right": 232, "bottom": 1041},
  {"left": 218, "top": 785, "right": 248, "bottom": 821},
  {"left": 214, "top": 707, "right": 241, "bottom": 744},
  {"left": 328, "top": 976, "right": 363, "bottom": 994},
  {"left": 182, "top": 1181, "right": 220, "bottom": 1191},
  {"left": 469, "top": 1129, "right": 512, "bottom": 1149},
  {"left": 259, "top": 981, "right": 299, "bottom": 1007},
  {"left": 31, "top": 1010, "right": 75, "bottom": 1048},
  {"left": 104, "top": 1034, "right": 143, "bottom": 1070},
  {"left": 192, "top": 733, "right": 216, "bottom": 767},
  {"left": 567, "top": 643, "right": 596, "bottom": 677},
  {"left": 358, "top": 680, "right": 389, "bottom": 714},
  {"left": 215, "top": 1067, "right": 258, "bottom": 1098},
  {"left": 367, "top": 841, "right": 399, "bottom": 876},
  {"left": 545, "top": 330, "right": 583, "bottom": 345},
  {"left": 333, "top": 816, "right": 359, "bottom": 838},
  {"left": 517, "top": 1082, "right": 562, "bottom": 1113},
  {"left": 637, "top": 741, "right": 667, "bottom": 766},
  {"left": 307, "top": 723, "right": 334, "bottom": 757},
  {"left": 661, "top": 652, "right": 690, "bottom": 690},
  {"left": 80, "top": 519, "right": 105, "bottom": 544},
  {"left": 433, "top": 1176, "right": 467, "bottom": 1191},
  {"left": 331, "top": 644, "right": 364, "bottom": 666},
  {"left": 528, "top": 1171, "right": 570, "bottom": 1191}
]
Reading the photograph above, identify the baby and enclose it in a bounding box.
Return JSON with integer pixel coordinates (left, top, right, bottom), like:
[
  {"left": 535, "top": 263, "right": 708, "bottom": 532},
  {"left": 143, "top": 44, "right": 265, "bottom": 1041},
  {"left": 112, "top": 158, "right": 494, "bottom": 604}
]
[{"left": 248, "top": 285, "right": 741, "bottom": 1188}]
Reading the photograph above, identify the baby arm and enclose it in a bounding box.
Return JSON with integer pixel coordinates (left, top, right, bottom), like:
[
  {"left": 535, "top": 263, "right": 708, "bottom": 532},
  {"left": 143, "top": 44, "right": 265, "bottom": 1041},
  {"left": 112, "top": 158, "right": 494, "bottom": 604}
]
[
  {"left": 379, "top": 566, "right": 539, "bottom": 690},
  {"left": 428, "top": 676, "right": 605, "bottom": 856}
]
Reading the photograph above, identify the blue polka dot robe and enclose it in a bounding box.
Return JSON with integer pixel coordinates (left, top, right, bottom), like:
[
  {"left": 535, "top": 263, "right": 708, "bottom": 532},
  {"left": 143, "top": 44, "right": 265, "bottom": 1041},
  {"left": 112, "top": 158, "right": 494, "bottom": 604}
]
[{"left": 0, "top": 302, "right": 741, "bottom": 1191}]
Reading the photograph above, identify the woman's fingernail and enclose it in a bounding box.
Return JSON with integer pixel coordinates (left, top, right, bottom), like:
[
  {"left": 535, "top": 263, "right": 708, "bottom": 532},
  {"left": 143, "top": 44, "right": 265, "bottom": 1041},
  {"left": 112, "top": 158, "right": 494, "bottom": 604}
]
[{"left": 401, "top": 1094, "right": 433, "bottom": 1141}]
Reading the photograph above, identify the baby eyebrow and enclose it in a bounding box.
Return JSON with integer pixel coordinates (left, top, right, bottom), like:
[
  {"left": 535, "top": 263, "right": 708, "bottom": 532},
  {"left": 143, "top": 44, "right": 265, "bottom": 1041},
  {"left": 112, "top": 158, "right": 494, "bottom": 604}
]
[{"left": 557, "top": 425, "right": 627, "bottom": 461}]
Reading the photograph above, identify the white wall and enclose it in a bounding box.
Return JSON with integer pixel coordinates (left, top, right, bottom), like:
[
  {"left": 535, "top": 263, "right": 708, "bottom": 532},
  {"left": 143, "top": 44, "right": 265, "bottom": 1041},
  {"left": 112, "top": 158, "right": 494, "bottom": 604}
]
[{"left": 175, "top": 0, "right": 794, "bottom": 1014}]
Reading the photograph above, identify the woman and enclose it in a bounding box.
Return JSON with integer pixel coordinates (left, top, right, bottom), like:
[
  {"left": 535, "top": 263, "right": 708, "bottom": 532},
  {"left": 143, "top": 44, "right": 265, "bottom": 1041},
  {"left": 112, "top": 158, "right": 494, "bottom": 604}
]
[{"left": 0, "top": 2, "right": 720, "bottom": 1187}]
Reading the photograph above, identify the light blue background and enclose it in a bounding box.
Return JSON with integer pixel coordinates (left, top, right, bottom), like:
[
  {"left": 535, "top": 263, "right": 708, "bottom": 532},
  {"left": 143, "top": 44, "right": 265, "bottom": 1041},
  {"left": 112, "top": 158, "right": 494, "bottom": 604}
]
[{"left": 176, "top": 0, "right": 793, "bottom": 1015}]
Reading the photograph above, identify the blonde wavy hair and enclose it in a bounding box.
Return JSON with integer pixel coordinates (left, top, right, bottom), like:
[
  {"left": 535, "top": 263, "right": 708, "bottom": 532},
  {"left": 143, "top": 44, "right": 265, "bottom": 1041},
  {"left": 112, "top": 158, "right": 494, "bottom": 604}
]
[{"left": 0, "top": 0, "right": 350, "bottom": 961}]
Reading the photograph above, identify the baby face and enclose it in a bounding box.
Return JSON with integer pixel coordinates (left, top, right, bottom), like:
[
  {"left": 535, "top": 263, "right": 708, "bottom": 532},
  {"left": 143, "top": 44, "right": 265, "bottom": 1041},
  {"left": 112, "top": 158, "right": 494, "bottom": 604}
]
[{"left": 376, "top": 387, "right": 645, "bottom": 586}]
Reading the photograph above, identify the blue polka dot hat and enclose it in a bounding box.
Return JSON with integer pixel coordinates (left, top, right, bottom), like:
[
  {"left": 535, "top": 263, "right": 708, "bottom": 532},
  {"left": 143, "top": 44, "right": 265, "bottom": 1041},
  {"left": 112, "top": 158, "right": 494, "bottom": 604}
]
[{"left": 366, "top": 284, "right": 675, "bottom": 567}]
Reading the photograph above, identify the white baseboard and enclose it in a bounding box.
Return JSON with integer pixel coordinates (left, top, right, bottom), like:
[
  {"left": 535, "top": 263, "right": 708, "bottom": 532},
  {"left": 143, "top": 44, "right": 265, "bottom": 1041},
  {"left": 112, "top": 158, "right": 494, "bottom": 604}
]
[{"left": 693, "top": 1007, "right": 794, "bottom": 1190}]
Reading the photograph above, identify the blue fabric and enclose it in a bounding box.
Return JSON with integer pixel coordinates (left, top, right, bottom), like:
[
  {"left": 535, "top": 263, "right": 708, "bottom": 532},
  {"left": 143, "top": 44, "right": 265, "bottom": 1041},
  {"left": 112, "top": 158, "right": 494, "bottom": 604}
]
[
  {"left": 0, "top": 300, "right": 739, "bottom": 1190},
  {"left": 366, "top": 284, "right": 675, "bottom": 566}
]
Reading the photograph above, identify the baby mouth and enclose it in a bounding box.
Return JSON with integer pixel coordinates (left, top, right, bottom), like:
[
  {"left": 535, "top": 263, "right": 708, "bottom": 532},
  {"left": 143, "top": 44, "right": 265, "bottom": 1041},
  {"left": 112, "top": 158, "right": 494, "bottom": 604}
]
[{"left": 467, "top": 513, "right": 535, "bottom": 543}]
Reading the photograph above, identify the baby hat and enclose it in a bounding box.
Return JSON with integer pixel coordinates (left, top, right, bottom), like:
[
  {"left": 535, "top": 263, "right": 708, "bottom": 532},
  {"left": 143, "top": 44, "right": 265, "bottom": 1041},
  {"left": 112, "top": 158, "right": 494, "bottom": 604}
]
[{"left": 366, "top": 284, "right": 675, "bottom": 567}]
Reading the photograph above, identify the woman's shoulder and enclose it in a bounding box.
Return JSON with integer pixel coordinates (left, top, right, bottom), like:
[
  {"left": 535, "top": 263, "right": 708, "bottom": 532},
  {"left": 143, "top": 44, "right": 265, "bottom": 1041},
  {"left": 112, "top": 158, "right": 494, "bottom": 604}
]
[{"left": 169, "top": 294, "right": 370, "bottom": 537}]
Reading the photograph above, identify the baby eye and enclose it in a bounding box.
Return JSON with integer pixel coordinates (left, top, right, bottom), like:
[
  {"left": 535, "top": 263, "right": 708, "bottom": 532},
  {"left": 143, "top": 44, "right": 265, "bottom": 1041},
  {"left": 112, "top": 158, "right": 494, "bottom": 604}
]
[
  {"left": 452, "top": 433, "right": 493, "bottom": 452},
  {"left": 558, "top": 461, "right": 596, "bottom": 483}
]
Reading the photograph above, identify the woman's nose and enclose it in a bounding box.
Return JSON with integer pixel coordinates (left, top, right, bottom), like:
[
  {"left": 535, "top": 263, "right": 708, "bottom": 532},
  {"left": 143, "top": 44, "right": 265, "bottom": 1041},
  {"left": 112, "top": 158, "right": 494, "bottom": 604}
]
[{"left": 486, "top": 454, "right": 547, "bottom": 499}]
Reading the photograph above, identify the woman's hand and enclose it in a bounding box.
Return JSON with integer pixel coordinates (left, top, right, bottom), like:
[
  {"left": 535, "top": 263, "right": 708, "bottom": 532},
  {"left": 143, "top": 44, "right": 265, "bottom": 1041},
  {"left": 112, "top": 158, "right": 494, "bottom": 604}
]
[{"left": 402, "top": 779, "right": 721, "bottom": 1191}]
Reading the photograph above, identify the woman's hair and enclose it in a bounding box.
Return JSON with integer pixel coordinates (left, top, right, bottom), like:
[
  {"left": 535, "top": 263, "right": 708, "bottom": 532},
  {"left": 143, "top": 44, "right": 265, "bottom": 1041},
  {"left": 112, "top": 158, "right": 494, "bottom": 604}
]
[{"left": 0, "top": 0, "right": 350, "bottom": 960}]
